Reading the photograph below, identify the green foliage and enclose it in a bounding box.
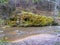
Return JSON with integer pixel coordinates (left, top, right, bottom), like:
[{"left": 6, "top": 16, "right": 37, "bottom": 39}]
[
  {"left": 0, "top": 19, "right": 4, "bottom": 25},
  {"left": 19, "top": 12, "right": 54, "bottom": 27},
  {"left": 0, "top": 39, "right": 8, "bottom": 45},
  {"left": 7, "top": 12, "right": 54, "bottom": 27},
  {"left": 0, "top": 40, "right": 6, "bottom": 42},
  {"left": 7, "top": 11, "right": 55, "bottom": 27},
  {"left": 6, "top": 17, "right": 17, "bottom": 27},
  {"left": 32, "top": 0, "right": 39, "bottom": 3},
  {"left": 0, "top": 0, "right": 8, "bottom": 3}
]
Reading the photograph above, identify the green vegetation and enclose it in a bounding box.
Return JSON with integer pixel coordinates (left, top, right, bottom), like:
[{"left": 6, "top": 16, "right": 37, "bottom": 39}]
[
  {"left": 0, "top": 0, "right": 8, "bottom": 3},
  {"left": 0, "top": 39, "right": 8, "bottom": 45},
  {"left": 19, "top": 12, "right": 54, "bottom": 27},
  {"left": 6, "top": 17, "right": 17, "bottom": 27},
  {"left": 0, "top": 19, "right": 4, "bottom": 25},
  {"left": 0, "top": 39, "right": 7, "bottom": 42},
  {"left": 6, "top": 11, "right": 55, "bottom": 27}
]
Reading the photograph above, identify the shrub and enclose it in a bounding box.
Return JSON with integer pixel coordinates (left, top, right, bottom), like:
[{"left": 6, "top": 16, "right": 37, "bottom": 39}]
[
  {"left": 7, "top": 17, "right": 17, "bottom": 27},
  {"left": 19, "top": 12, "right": 54, "bottom": 27},
  {"left": 7, "top": 12, "right": 54, "bottom": 27}
]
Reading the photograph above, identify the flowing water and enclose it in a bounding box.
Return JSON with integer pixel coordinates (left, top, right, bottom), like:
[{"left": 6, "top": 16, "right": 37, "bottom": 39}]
[
  {"left": 5, "top": 26, "right": 60, "bottom": 41},
  {"left": 0, "top": 26, "right": 60, "bottom": 45}
]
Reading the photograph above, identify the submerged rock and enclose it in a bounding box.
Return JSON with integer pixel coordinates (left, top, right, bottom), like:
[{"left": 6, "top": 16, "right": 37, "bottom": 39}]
[{"left": 9, "top": 34, "right": 60, "bottom": 45}]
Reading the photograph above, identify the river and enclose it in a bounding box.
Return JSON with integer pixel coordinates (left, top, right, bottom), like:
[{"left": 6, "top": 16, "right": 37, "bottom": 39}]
[
  {"left": 0, "top": 26, "right": 60, "bottom": 41},
  {"left": 0, "top": 26, "right": 60, "bottom": 45}
]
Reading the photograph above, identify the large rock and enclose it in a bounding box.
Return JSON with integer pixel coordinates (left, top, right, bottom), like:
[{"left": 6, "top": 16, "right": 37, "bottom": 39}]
[{"left": 9, "top": 34, "right": 60, "bottom": 45}]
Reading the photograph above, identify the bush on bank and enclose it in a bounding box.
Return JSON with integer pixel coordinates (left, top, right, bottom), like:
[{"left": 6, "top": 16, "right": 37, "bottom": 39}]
[{"left": 7, "top": 12, "right": 56, "bottom": 27}]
